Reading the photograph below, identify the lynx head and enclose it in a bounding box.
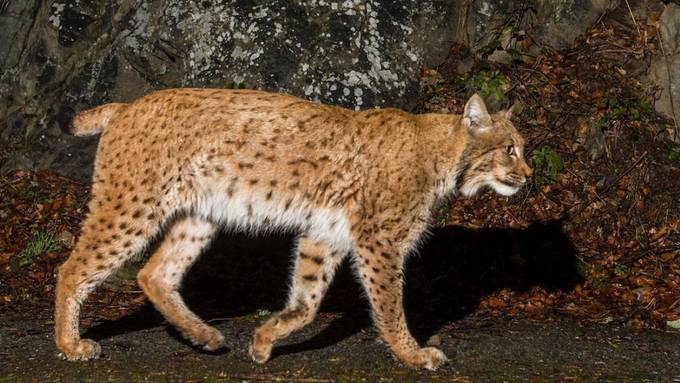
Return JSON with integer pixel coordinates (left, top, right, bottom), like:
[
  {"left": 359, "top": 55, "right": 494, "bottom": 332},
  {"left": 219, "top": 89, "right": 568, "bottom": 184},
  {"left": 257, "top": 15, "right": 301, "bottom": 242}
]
[{"left": 458, "top": 94, "right": 532, "bottom": 197}]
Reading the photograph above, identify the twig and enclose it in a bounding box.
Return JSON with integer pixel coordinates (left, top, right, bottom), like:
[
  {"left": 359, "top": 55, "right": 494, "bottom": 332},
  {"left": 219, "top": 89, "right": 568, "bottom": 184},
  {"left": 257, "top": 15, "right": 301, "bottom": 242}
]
[
  {"left": 217, "top": 375, "right": 331, "bottom": 382},
  {"left": 624, "top": 0, "right": 641, "bottom": 36},
  {"left": 574, "top": 253, "right": 591, "bottom": 267},
  {"left": 596, "top": 49, "right": 643, "bottom": 56},
  {"left": 564, "top": 167, "right": 606, "bottom": 205},
  {"left": 657, "top": 27, "right": 680, "bottom": 141},
  {"left": 572, "top": 151, "right": 648, "bottom": 215},
  {"left": 597, "top": 151, "right": 648, "bottom": 197},
  {"left": 515, "top": 67, "right": 558, "bottom": 91},
  {"left": 669, "top": 296, "right": 680, "bottom": 310},
  {"left": 206, "top": 317, "right": 232, "bottom": 323},
  {"left": 622, "top": 245, "right": 680, "bottom": 266}
]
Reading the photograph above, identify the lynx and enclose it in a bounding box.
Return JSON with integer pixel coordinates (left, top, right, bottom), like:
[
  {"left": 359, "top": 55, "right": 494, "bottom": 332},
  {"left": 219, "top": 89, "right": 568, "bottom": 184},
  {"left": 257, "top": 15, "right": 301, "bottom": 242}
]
[{"left": 55, "top": 89, "right": 531, "bottom": 370}]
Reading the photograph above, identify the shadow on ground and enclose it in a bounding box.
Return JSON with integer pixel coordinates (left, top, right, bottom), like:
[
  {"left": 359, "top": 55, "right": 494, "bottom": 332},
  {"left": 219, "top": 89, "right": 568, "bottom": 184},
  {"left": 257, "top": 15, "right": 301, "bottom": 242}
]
[{"left": 84, "top": 220, "right": 582, "bottom": 357}]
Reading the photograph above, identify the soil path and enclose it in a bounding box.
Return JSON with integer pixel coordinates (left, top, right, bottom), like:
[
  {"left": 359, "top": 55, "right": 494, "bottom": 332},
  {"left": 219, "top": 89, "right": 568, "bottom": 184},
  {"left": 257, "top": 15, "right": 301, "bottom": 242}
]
[{"left": 2, "top": 308, "right": 679, "bottom": 382}]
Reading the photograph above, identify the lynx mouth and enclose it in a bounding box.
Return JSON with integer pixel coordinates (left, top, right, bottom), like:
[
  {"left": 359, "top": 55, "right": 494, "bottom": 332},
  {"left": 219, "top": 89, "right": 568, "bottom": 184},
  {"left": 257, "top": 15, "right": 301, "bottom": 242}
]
[
  {"left": 489, "top": 178, "right": 522, "bottom": 196},
  {"left": 500, "top": 179, "right": 524, "bottom": 188},
  {"left": 499, "top": 175, "right": 527, "bottom": 188}
]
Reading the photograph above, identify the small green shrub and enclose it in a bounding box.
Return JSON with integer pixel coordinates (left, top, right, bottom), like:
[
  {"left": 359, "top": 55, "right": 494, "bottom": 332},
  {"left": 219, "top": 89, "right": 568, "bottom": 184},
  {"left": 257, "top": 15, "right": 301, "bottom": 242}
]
[
  {"left": 17, "top": 231, "right": 61, "bottom": 267},
  {"left": 596, "top": 96, "right": 654, "bottom": 127},
  {"left": 670, "top": 147, "right": 680, "bottom": 161},
  {"left": 532, "top": 147, "right": 563, "bottom": 186},
  {"left": 466, "top": 69, "right": 510, "bottom": 103}
]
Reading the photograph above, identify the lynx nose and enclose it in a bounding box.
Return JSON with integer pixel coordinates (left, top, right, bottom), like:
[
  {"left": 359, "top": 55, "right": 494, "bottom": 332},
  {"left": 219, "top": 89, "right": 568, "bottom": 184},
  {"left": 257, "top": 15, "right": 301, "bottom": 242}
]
[{"left": 521, "top": 161, "right": 533, "bottom": 178}]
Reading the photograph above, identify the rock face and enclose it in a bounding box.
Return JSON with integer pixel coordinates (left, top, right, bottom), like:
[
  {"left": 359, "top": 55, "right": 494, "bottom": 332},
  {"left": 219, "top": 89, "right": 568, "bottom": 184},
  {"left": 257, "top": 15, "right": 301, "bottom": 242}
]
[
  {"left": 0, "top": 0, "right": 617, "bottom": 181},
  {"left": 0, "top": 0, "right": 458, "bottom": 181},
  {"left": 450, "top": 0, "right": 619, "bottom": 61},
  {"left": 648, "top": 3, "right": 680, "bottom": 142}
]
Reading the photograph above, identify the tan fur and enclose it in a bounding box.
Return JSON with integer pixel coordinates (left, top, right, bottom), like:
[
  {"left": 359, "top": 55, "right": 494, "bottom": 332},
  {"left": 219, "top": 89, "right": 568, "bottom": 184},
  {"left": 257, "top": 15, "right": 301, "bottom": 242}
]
[
  {"left": 70, "top": 103, "right": 128, "bottom": 136},
  {"left": 55, "top": 88, "right": 531, "bottom": 370}
]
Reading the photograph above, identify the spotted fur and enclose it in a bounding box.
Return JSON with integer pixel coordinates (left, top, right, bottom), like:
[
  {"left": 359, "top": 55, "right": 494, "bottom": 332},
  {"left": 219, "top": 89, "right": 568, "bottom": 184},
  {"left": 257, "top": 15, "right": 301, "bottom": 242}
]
[{"left": 55, "top": 89, "right": 531, "bottom": 370}]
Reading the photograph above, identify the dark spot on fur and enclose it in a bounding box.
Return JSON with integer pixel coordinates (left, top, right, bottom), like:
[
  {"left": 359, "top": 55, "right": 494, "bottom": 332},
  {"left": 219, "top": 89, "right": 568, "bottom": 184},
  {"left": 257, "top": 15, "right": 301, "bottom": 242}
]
[{"left": 302, "top": 274, "right": 317, "bottom": 282}]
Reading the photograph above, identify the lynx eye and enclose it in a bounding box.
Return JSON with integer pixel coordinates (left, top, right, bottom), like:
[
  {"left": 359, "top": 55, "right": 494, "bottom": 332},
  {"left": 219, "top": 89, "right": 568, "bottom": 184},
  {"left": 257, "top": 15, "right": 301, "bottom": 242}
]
[{"left": 505, "top": 145, "right": 515, "bottom": 156}]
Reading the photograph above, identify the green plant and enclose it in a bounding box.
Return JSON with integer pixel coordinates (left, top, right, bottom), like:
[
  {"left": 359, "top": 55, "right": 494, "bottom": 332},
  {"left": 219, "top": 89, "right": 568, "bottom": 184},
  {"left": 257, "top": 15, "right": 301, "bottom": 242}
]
[
  {"left": 532, "top": 147, "right": 563, "bottom": 186},
  {"left": 224, "top": 79, "right": 247, "bottom": 89},
  {"left": 17, "top": 231, "right": 61, "bottom": 267},
  {"left": 634, "top": 99, "right": 654, "bottom": 120},
  {"left": 596, "top": 96, "right": 654, "bottom": 127},
  {"left": 514, "top": 108, "right": 530, "bottom": 123},
  {"left": 670, "top": 147, "right": 680, "bottom": 161},
  {"left": 466, "top": 69, "right": 510, "bottom": 103},
  {"left": 17, "top": 187, "right": 50, "bottom": 204},
  {"left": 19, "top": 189, "right": 38, "bottom": 201}
]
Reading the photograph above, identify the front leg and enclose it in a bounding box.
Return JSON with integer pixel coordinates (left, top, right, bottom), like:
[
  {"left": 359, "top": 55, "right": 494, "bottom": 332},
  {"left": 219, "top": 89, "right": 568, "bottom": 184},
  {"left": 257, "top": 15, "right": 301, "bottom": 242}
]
[
  {"left": 249, "top": 235, "right": 348, "bottom": 363},
  {"left": 352, "top": 233, "right": 447, "bottom": 370}
]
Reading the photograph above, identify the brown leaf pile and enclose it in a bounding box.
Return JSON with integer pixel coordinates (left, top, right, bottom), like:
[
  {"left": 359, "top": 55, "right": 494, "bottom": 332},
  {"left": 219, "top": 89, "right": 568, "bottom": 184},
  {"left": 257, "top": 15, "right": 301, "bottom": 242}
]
[{"left": 421, "top": 13, "right": 680, "bottom": 328}]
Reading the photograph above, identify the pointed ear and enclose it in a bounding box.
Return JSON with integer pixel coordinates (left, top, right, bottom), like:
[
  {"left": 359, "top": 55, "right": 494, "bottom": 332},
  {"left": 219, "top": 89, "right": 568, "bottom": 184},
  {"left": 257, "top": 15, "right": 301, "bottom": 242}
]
[
  {"left": 463, "top": 94, "right": 492, "bottom": 133},
  {"left": 502, "top": 101, "right": 521, "bottom": 120},
  {"left": 504, "top": 104, "right": 515, "bottom": 120}
]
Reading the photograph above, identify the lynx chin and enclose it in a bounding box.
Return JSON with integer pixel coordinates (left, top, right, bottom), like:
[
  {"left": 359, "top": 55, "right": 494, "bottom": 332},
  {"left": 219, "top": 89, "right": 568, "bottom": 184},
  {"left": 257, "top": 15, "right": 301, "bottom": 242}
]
[{"left": 55, "top": 89, "right": 531, "bottom": 370}]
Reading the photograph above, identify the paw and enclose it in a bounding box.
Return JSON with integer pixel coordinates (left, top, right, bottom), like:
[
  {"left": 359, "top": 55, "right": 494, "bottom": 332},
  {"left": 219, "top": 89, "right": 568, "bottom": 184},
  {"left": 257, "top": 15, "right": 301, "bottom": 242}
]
[
  {"left": 58, "top": 339, "right": 102, "bottom": 361},
  {"left": 248, "top": 333, "right": 273, "bottom": 364},
  {"left": 404, "top": 347, "right": 448, "bottom": 371},
  {"left": 190, "top": 326, "right": 226, "bottom": 352}
]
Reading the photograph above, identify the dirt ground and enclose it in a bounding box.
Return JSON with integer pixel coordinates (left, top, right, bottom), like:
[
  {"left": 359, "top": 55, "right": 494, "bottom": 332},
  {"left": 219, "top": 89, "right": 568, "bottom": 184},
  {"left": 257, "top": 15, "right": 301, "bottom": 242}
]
[
  {"left": 2, "top": 306, "right": 680, "bottom": 382},
  {"left": 1, "top": 232, "right": 680, "bottom": 383},
  {"left": 2, "top": 231, "right": 680, "bottom": 382}
]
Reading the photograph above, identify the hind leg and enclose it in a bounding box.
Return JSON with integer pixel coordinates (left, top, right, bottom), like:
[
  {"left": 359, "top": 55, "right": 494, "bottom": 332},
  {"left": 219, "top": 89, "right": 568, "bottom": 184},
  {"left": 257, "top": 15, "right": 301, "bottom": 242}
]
[
  {"left": 137, "top": 216, "right": 224, "bottom": 351},
  {"left": 249, "top": 235, "right": 348, "bottom": 363},
  {"left": 55, "top": 200, "right": 162, "bottom": 360}
]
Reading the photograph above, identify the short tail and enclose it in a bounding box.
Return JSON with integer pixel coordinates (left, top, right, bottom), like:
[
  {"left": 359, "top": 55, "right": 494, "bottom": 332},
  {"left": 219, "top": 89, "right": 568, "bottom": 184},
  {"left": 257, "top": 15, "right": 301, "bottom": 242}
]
[{"left": 70, "top": 103, "right": 128, "bottom": 136}]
